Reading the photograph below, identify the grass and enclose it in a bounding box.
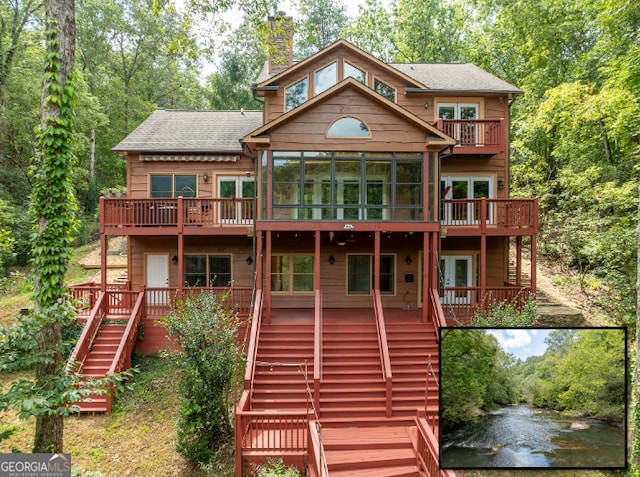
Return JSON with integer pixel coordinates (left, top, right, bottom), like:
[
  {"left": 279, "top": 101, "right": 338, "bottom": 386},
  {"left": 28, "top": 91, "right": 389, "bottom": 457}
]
[{"left": 1, "top": 355, "right": 206, "bottom": 477}]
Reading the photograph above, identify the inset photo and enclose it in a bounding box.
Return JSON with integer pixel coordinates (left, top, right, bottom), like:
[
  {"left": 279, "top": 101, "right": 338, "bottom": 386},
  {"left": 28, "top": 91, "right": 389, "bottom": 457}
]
[{"left": 440, "top": 327, "right": 626, "bottom": 469}]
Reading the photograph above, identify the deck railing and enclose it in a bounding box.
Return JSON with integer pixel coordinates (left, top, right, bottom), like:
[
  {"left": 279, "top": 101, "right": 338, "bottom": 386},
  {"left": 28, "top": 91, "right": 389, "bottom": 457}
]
[
  {"left": 67, "top": 293, "right": 108, "bottom": 370},
  {"left": 440, "top": 286, "right": 533, "bottom": 320},
  {"left": 244, "top": 290, "right": 263, "bottom": 391},
  {"left": 441, "top": 198, "right": 537, "bottom": 229},
  {"left": 435, "top": 118, "right": 504, "bottom": 154},
  {"left": 415, "top": 416, "right": 456, "bottom": 477},
  {"left": 373, "top": 289, "right": 393, "bottom": 418},
  {"left": 101, "top": 197, "right": 254, "bottom": 229},
  {"left": 235, "top": 389, "right": 310, "bottom": 476}
]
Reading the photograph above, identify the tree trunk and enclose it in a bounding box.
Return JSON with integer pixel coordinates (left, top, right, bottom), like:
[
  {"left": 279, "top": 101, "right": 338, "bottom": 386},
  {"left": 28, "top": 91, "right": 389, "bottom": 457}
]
[
  {"left": 90, "top": 127, "right": 95, "bottom": 179},
  {"left": 32, "top": 0, "right": 75, "bottom": 454}
]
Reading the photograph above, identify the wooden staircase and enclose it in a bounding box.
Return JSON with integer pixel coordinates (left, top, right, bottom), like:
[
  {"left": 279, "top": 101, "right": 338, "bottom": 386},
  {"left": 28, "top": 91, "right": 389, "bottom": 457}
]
[
  {"left": 320, "top": 317, "right": 387, "bottom": 421},
  {"left": 246, "top": 309, "right": 441, "bottom": 477},
  {"left": 251, "top": 322, "right": 315, "bottom": 411},
  {"left": 387, "top": 321, "right": 439, "bottom": 418},
  {"left": 75, "top": 322, "right": 127, "bottom": 412}
]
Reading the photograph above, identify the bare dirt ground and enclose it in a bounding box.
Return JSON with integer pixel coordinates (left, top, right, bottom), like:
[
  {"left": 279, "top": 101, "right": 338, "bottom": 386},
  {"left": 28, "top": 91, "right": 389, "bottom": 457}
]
[{"left": 79, "top": 236, "right": 128, "bottom": 284}]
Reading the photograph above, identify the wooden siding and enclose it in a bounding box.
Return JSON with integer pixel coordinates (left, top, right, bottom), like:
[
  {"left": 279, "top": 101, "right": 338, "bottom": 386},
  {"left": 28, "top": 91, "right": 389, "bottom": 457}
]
[
  {"left": 126, "top": 156, "right": 256, "bottom": 199},
  {"left": 128, "top": 236, "right": 254, "bottom": 291},
  {"left": 268, "top": 88, "right": 432, "bottom": 152},
  {"left": 441, "top": 236, "right": 507, "bottom": 286},
  {"left": 264, "top": 45, "right": 419, "bottom": 122}
]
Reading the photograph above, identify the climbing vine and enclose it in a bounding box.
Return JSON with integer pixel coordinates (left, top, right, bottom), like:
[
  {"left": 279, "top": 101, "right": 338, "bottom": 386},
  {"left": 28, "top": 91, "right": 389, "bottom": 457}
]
[{"left": 30, "top": 28, "right": 79, "bottom": 311}]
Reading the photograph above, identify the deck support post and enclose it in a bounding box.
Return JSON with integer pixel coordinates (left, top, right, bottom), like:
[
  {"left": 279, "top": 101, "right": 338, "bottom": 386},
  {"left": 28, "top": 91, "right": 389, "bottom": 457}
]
[
  {"left": 100, "top": 232, "right": 107, "bottom": 293},
  {"left": 177, "top": 234, "right": 184, "bottom": 301},
  {"left": 530, "top": 233, "right": 537, "bottom": 297},
  {"left": 480, "top": 234, "right": 487, "bottom": 311},
  {"left": 265, "top": 230, "right": 272, "bottom": 324},
  {"left": 516, "top": 236, "right": 522, "bottom": 286},
  {"left": 422, "top": 232, "right": 429, "bottom": 323},
  {"left": 374, "top": 231, "right": 380, "bottom": 291},
  {"left": 256, "top": 230, "right": 263, "bottom": 291}
]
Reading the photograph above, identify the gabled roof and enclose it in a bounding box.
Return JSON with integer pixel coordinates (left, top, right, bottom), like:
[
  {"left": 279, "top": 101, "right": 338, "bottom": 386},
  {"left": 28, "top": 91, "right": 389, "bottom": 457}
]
[
  {"left": 254, "top": 39, "right": 521, "bottom": 95},
  {"left": 244, "top": 77, "right": 455, "bottom": 148},
  {"left": 256, "top": 39, "right": 425, "bottom": 89},
  {"left": 112, "top": 110, "right": 263, "bottom": 154},
  {"left": 392, "top": 63, "right": 522, "bottom": 95}
]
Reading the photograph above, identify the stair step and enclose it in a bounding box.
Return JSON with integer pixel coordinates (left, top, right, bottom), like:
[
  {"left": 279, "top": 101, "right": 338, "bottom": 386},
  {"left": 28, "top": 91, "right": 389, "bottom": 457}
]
[
  {"left": 328, "top": 464, "right": 421, "bottom": 477},
  {"left": 325, "top": 448, "right": 416, "bottom": 471}
]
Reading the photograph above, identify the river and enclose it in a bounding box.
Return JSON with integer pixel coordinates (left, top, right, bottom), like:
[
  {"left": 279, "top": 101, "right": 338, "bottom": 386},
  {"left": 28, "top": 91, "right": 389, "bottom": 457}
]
[{"left": 441, "top": 404, "right": 625, "bottom": 468}]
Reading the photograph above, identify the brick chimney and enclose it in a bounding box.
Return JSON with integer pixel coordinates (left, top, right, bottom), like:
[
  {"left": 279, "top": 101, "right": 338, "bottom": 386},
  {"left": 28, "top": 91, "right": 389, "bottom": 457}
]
[{"left": 268, "top": 12, "right": 294, "bottom": 75}]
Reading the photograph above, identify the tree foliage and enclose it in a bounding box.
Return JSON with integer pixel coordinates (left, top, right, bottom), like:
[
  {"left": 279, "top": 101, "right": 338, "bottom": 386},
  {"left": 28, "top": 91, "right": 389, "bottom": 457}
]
[
  {"left": 163, "top": 291, "right": 245, "bottom": 466},
  {"left": 442, "top": 328, "right": 626, "bottom": 431}
]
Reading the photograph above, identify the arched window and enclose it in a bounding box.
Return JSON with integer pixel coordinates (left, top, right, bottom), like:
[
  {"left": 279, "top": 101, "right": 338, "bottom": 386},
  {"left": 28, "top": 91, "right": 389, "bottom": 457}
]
[{"left": 327, "top": 117, "right": 371, "bottom": 138}]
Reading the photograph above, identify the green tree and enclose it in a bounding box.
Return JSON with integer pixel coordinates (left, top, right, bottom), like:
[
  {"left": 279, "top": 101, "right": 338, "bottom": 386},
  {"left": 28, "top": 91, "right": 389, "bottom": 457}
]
[
  {"left": 341, "top": 0, "right": 395, "bottom": 62},
  {"left": 392, "top": 0, "right": 470, "bottom": 63},
  {"left": 164, "top": 291, "right": 245, "bottom": 465},
  {"left": 295, "top": 0, "right": 348, "bottom": 58},
  {"left": 206, "top": 20, "right": 266, "bottom": 110}
]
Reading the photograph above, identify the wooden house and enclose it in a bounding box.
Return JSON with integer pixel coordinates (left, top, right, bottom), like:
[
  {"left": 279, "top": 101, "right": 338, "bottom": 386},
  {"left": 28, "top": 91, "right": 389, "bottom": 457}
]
[{"left": 69, "top": 33, "right": 537, "bottom": 477}]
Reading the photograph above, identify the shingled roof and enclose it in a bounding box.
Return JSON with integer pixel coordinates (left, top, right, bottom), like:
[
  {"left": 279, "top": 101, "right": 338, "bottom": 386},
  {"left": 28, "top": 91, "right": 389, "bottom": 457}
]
[
  {"left": 112, "top": 110, "right": 264, "bottom": 154},
  {"left": 391, "top": 63, "right": 521, "bottom": 94}
]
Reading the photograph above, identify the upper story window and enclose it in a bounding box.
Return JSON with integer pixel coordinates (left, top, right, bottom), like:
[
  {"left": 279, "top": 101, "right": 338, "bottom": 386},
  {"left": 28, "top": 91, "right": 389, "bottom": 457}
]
[
  {"left": 437, "top": 103, "right": 480, "bottom": 146},
  {"left": 327, "top": 117, "right": 370, "bottom": 137},
  {"left": 344, "top": 62, "right": 366, "bottom": 84},
  {"left": 314, "top": 62, "right": 337, "bottom": 95},
  {"left": 285, "top": 77, "right": 308, "bottom": 111},
  {"left": 374, "top": 78, "right": 395, "bottom": 102},
  {"left": 150, "top": 174, "right": 196, "bottom": 198}
]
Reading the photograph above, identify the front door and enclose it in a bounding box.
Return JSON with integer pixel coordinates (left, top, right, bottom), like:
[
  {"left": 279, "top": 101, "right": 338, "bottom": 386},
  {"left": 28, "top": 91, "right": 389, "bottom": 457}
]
[
  {"left": 146, "top": 254, "right": 169, "bottom": 306},
  {"left": 439, "top": 256, "right": 473, "bottom": 304}
]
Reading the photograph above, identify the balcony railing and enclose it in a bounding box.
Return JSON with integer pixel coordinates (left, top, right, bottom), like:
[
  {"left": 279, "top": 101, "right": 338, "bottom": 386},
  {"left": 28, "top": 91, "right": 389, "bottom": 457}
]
[
  {"left": 101, "top": 197, "right": 254, "bottom": 229},
  {"left": 440, "top": 286, "right": 533, "bottom": 320},
  {"left": 435, "top": 119, "right": 504, "bottom": 155},
  {"left": 441, "top": 198, "right": 537, "bottom": 230}
]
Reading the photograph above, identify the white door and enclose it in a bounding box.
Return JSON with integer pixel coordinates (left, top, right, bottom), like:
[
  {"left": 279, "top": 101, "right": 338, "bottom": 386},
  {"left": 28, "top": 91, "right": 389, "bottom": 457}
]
[
  {"left": 439, "top": 256, "right": 473, "bottom": 304},
  {"left": 146, "top": 254, "right": 169, "bottom": 305},
  {"left": 218, "top": 177, "right": 255, "bottom": 224}
]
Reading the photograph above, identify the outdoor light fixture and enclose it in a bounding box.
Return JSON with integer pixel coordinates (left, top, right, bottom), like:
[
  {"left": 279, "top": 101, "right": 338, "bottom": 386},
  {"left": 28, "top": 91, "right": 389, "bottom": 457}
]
[
  {"left": 246, "top": 256, "right": 253, "bottom": 265},
  {"left": 405, "top": 255, "right": 412, "bottom": 265},
  {"left": 328, "top": 255, "right": 336, "bottom": 265},
  {"left": 171, "top": 255, "right": 178, "bottom": 264},
  {"left": 203, "top": 172, "right": 209, "bottom": 182},
  {"left": 498, "top": 180, "right": 504, "bottom": 190},
  {"left": 337, "top": 236, "right": 346, "bottom": 246}
]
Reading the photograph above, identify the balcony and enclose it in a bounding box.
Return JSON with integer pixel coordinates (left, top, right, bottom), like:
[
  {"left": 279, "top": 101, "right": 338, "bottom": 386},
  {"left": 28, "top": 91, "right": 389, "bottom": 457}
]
[
  {"left": 435, "top": 119, "right": 504, "bottom": 156},
  {"left": 100, "top": 197, "right": 254, "bottom": 234},
  {"left": 441, "top": 198, "right": 538, "bottom": 235}
]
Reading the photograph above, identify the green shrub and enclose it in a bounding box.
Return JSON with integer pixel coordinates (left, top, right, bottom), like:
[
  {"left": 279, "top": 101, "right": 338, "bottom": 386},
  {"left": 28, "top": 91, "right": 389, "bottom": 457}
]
[
  {"left": 470, "top": 299, "right": 539, "bottom": 327},
  {"left": 252, "top": 458, "right": 301, "bottom": 477},
  {"left": 163, "top": 291, "right": 245, "bottom": 465}
]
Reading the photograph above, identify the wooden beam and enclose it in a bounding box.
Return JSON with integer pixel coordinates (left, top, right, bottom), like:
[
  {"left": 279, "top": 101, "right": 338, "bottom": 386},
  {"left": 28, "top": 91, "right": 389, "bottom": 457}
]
[
  {"left": 516, "top": 236, "right": 522, "bottom": 286},
  {"left": 256, "top": 231, "right": 263, "bottom": 291},
  {"left": 422, "top": 232, "right": 429, "bottom": 323},
  {"left": 265, "top": 231, "right": 272, "bottom": 323},
  {"left": 374, "top": 231, "right": 380, "bottom": 290},
  {"left": 100, "top": 232, "right": 107, "bottom": 293},
  {"left": 177, "top": 235, "right": 184, "bottom": 300}
]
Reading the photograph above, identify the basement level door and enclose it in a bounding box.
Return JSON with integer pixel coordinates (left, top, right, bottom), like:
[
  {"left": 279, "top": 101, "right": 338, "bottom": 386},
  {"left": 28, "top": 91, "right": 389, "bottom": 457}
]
[
  {"left": 146, "top": 254, "right": 169, "bottom": 306},
  {"left": 439, "top": 256, "right": 472, "bottom": 305}
]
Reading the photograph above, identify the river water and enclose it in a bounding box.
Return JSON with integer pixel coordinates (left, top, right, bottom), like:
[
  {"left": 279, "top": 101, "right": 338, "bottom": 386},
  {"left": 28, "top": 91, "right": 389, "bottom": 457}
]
[{"left": 441, "top": 404, "right": 625, "bottom": 468}]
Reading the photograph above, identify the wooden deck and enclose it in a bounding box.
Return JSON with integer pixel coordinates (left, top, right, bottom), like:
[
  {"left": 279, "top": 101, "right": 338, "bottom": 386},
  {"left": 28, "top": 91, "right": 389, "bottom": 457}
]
[{"left": 239, "top": 306, "right": 443, "bottom": 476}]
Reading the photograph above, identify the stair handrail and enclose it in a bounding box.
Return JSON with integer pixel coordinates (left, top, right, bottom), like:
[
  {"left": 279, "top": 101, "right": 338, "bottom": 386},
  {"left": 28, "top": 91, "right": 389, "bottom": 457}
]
[
  {"left": 424, "top": 354, "right": 439, "bottom": 433},
  {"left": 373, "top": 289, "right": 393, "bottom": 418},
  {"left": 308, "top": 419, "right": 329, "bottom": 477},
  {"left": 108, "top": 290, "right": 145, "bottom": 375},
  {"left": 313, "top": 288, "right": 322, "bottom": 413},
  {"left": 67, "top": 292, "right": 107, "bottom": 372},
  {"left": 428, "top": 288, "right": 448, "bottom": 341},
  {"left": 244, "top": 289, "right": 263, "bottom": 391}
]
